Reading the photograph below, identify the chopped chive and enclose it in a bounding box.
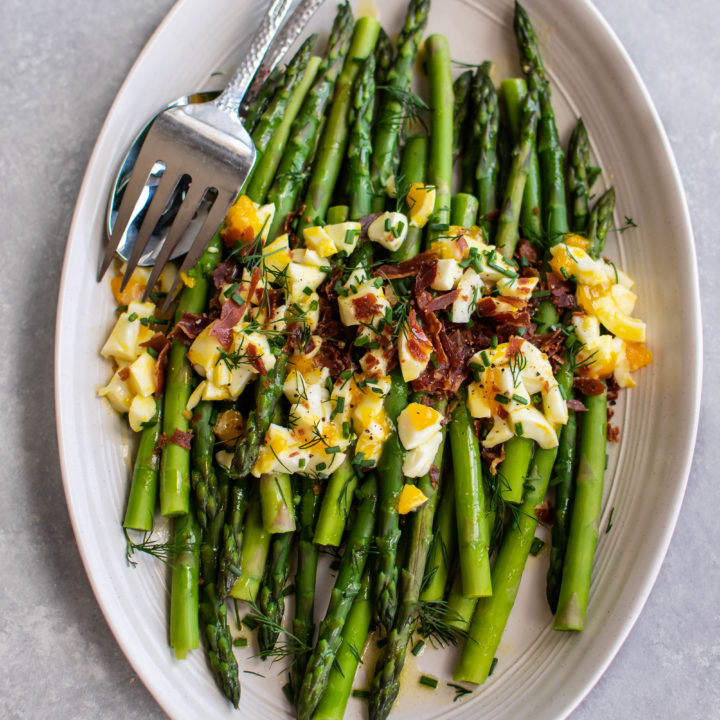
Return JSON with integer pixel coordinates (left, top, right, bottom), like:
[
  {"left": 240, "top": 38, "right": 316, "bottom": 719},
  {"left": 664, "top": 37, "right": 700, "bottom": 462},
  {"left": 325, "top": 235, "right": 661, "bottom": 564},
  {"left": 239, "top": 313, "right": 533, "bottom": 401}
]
[
  {"left": 488, "top": 657, "right": 498, "bottom": 676},
  {"left": 242, "top": 615, "right": 258, "bottom": 630},
  {"left": 342, "top": 421, "right": 350, "bottom": 439},
  {"left": 480, "top": 350, "right": 490, "bottom": 366},
  {"left": 127, "top": 312, "right": 138, "bottom": 322},
  {"left": 298, "top": 458, "right": 306, "bottom": 469},
  {"left": 491, "top": 334, "right": 498, "bottom": 348},
  {"left": 325, "top": 446, "right": 341, "bottom": 455},
  {"left": 494, "top": 394, "right": 510, "bottom": 405},
  {"left": 515, "top": 422, "right": 524, "bottom": 436},
  {"left": 116, "top": 304, "right": 128, "bottom": 313},
  {"left": 146, "top": 347, "right": 159, "bottom": 359},
  {"left": 233, "top": 637, "right": 248, "bottom": 647},
  {"left": 529, "top": 537, "right": 545, "bottom": 556},
  {"left": 448, "top": 683, "right": 473, "bottom": 701},
  {"left": 232, "top": 292, "right": 245, "bottom": 306},
  {"left": 606, "top": 506, "right": 615, "bottom": 533},
  {"left": 512, "top": 394, "right": 529, "bottom": 405},
  {"left": 487, "top": 260, "right": 518, "bottom": 278},
  {"left": 419, "top": 675, "right": 438, "bottom": 689},
  {"left": 316, "top": 462, "right": 326, "bottom": 471},
  {"left": 303, "top": 286, "right": 312, "bottom": 296},
  {"left": 224, "top": 282, "right": 239, "bottom": 298},
  {"left": 560, "top": 267, "right": 569, "bottom": 279},
  {"left": 352, "top": 689, "right": 371, "bottom": 700},
  {"left": 411, "top": 640, "right": 425, "bottom": 656}
]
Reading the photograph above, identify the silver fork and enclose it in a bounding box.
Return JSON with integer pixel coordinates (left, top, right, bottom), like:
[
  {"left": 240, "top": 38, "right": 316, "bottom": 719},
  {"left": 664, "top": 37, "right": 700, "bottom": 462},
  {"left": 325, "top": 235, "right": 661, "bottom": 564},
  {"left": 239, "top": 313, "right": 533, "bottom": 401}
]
[{"left": 97, "top": 0, "right": 294, "bottom": 296}]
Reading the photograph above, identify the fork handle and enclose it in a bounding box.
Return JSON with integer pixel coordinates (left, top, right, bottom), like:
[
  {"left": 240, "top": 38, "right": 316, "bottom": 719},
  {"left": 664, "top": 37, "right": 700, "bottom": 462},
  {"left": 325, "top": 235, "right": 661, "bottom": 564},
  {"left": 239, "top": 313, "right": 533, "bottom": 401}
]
[{"left": 214, "top": 0, "right": 295, "bottom": 116}]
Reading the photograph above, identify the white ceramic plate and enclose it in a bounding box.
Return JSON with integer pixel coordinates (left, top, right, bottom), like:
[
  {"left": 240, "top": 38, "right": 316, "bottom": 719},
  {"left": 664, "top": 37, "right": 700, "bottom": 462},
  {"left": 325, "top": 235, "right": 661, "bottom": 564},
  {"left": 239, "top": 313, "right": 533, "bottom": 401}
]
[{"left": 55, "top": 0, "right": 701, "bottom": 718}]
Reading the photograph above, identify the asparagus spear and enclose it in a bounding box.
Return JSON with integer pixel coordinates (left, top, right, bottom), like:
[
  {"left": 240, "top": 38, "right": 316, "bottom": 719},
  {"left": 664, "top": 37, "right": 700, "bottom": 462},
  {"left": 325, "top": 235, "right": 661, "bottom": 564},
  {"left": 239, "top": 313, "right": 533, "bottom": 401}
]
[
  {"left": 419, "top": 469, "right": 456, "bottom": 602},
  {"left": 497, "top": 435, "right": 534, "bottom": 504},
  {"left": 347, "top": 54, "right": 377, "bottom": 220},
  {"left": 369, "top": 400, "right": 448, "bottom": 720},
  {"left": 373, "top": 27, "right": 394, "bottom": 89},
  {"left": 371, "top": 0, "right": 430, "bottom": 208},
  {"left": 258, "top": 529, "right": 295, "bottom": 654},
  {"left": 297, "top": 474, "right": 378, "bottom": 720},
  {"left": 554, "top": 387, "right": 608, "bottom": 631},
  {"left": 587, "top": 187, "right": 616, "bottom": 259},
  {"left": 470, "top": 63, "right": 500, "bottom": 241},
  {"left": 566, "top": 117, "right": 592, "bottom": 233},
  {"left": 123, "top": 398, "right": 162, "bottom": 531},
  {"left": 260, "top": 471, "right": 296, "bottom": 534},
  {"left": 247, "top": 35, "right": 318, "bottom": 188},
  {"left": 446, "top": 568, "right": 476, "bottom": 632},
  {"left": 495, "top": 89, "right": 539, "bottom": 259},
  {"left": 292, "top": 477, "right": 322, "bottom": 697},
  {"left": 451, "top": 192, "right": 479, "bottom": 228},
  {"left": 426, "top": 34, "right": 454, "bottom": 242},
  {"left": 389, "top": 134, "right": 428, "bottom": 263},
  {"left": 216, "top": 476, "right": 249, "bottom": 598},
  {"left": 298, "top": 16, "right": 380, "bottom": 231},
  {"left": 450, "top": 390, "right": 492, "bottom": 598},
  {"left": 229, "top": 486, "right": 271, "bottom": 602},
  {"left": 514, "top": 2, "right": 568, "bottom": 242},
  {"left": 243, "top": 66, "right": 283, "bottom": 135},
  {"left": 374, "top": 368, "right": 408, "bottom": 632},
  {"left": 169, "top": 509, "right": 200, "bottom": 659},
  {"left": 159, "top": 233, "right": 221, "bottom": 517},
  {"left": 246, "top": 51, "right": 323, "bottom": 205},
  {"left": 501, "top": 77, "right": 543, "bottom": 243},
  {"left": 191, "top": 407, "right": 239, "bottom": 706},
  {"left": 314, "top": 457, "right": 357, "bottom": 546},
  {"left": 311, "top": 567, "right": 372, "bottom": 720},
  {"left": 547, "top": 360, "right": 578, "bottom": 612},
  {"left": 453, "top": 69, "right": 474, "bottom": 190},
  {"left": 265, "top": 3, "right": 354, "bottom": 240}
]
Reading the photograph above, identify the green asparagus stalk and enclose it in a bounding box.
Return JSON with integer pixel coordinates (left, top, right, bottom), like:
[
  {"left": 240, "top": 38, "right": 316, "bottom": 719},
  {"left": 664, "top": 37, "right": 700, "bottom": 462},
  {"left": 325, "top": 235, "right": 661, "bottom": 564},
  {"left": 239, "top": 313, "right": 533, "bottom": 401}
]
[
  {"left": 371, "top": 0, "right": 430, "bottom": 207},
  {"left": 546, "top": 360, "right": 578, "bottom": 612},
  {"left": 265, "top": 3, "right": 354, "bottom": 240},
  {"left": 246, "top": 53, "right": 323, "bottom": 205},
  {"left": 244, "top": 66, "right": 283, "bottom": 135},
  {"left": 514, "top": 2, "right": 568, "bottom": 242},
  {"left": 501, "top": 77, "right": 543, "bottom": 243},
  {"left": 369, "top": 400, "right": 448, "bottom": 720},
  {"left": 451, "top": 193, "right": 479, "bottom": 228},
  {"left": 170, "top": 508, "right": 200, "bottom": 659},
  {"left": 292, "top": 477, "right": 322, "bottom": 697},
  {"left": 497, "top": 436, "right": 534, "bottom": 504},
  {"left": 326, "top": 204, "right": 350, "bottom": 224},
  {"left": 471, "top": 63, "right": 500, "bottom": 241},
  {"left": 566, "top": 117, "right": 592, "bottom": 233},
  {"left": 453, "top": 69, "right": 474, "bottom": 192},
  {"left": 159, "top": 233, "right": 221, "bottom": 517},
  {"left": 297, "top": 474, "right": 378, "bottom": 720},
  {"left": 258, "top": 529, "right": 295, "bottom": 654},
  {"left": 374, "top": 369, "right": 408, "bottom": 632},
  {"left": 390, "top": 134, "right": 428, "bottom": 263},
  {"left": 123, "top": 398, "right": 162, "bottom": 531},
  {"left": 229, "top": 487, "right": 271, "bottom": 602},
  {"left": 495, "top": 89, "right": 539, "bottom": 259},
  {"left": 446, "top": 568, "right": 476, "bottom": 632},
  {"left": 216, "top": 475, "right": 248, "bottom": 598},
  {"left": 554, "top": 387, "right": 608, "bottom": 631},
  {"left": 373, "top": 27, "right": 393, "bottom": 89},
  {"left": 311, "top": 567, "right": 372, "bottom": 720},
  {"left": 419, "top": 469, "right": 457, "bottom": 602},
  {"left": 450, "top": 390, "right": 492, "bottom": 598},
  {"left": 192, "top": 412, "right": 239, "bottom": 706},
  {"left": 426, "top": 34, "right": 454, "bottom": 242},
  {"left": 453, "top": 435, "right": 555, "bottom": 684},
  {"left": 314, "top": 456, "right": 357, "bottom": 546},
  {"left": 260, "top": 471, "right": 296, "bottom": 534},
  {"left": 587, "top": 187, "right": 616, "bottom": 259},
  {"left": 189, "top": 401, "right": 218, "bottom": 530},
  {"left": 298, "top": 16, "right": 380, "bottom": 232},
  {"left": 347, "top": 53, "right": 376, "bottom": 220}
]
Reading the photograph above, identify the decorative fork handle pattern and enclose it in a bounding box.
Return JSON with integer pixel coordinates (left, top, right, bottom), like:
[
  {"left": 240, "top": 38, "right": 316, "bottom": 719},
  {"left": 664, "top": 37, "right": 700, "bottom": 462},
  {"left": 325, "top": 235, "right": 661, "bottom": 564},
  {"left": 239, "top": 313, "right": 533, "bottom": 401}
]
[
  {"left": 239, "top": 0, "right": 326, "bottom": 116},
  {"left": 214, "top": 0, "right": 295, "bottom": 116}
]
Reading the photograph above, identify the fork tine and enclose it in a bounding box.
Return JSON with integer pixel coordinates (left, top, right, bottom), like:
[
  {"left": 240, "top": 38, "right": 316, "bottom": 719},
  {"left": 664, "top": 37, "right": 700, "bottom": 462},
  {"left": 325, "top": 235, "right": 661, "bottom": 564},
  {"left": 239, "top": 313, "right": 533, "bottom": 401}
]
[
  {"left": 97, "top": 143, "right": 163, "bottom": 281},
  {"left": 141, "top": 183, "right": 208, "bottom": 302},
  {"left": 161, "top": 190, "right": 235, "bottom": 314},
  {"left": 119, "top": 167, "right": 183, "bottom": 292}
]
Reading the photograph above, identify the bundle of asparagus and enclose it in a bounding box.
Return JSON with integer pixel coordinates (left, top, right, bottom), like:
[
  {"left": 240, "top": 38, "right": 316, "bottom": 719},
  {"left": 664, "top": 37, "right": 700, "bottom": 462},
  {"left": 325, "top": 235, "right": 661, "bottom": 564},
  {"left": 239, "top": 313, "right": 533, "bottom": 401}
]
[{"left": 99, "top": 1, "right": 653, "bottom": 716}]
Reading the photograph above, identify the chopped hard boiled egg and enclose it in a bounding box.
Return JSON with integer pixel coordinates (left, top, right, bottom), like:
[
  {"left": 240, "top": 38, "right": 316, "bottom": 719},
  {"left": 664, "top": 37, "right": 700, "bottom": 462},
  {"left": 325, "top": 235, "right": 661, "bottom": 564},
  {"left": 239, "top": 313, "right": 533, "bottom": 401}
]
[
  {"left": 398, "top": 484, "right": 429, "bottom": 514},
  {"left": 403, "top": 431, "right": 443, "bottom": 477},
  {"left": 398, "top": 403, "right": 443, "bottom": 450},
  {"left": 368, "top": 212, "right": 408, "bottom": 252},
  {"left": 406, "top": 182, "right": 435, "bottom": 228}
]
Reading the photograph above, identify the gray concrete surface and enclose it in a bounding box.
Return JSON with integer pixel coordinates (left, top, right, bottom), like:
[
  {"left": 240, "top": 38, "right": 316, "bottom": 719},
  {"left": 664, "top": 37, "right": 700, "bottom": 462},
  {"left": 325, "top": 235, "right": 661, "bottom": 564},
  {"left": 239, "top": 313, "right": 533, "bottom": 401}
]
[{"left": 0, "top": 0, "right": 717, "bottom": 718}]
